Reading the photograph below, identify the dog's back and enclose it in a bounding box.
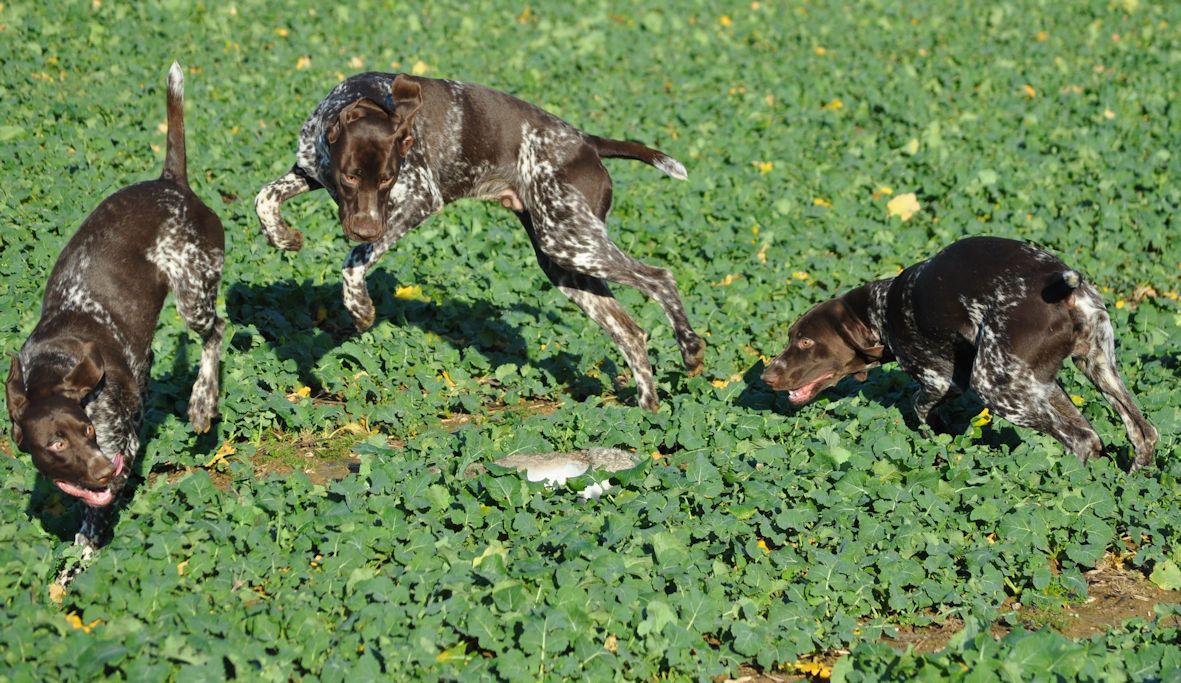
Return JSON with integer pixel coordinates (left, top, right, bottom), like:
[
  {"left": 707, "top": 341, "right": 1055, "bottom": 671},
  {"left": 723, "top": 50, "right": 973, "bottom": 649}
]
[
  {"left": 32, "top": 64, "right": 223, "bottom": 376},
  {"left": 889, "top": 236, "right": 1075, "bottom": 343}
]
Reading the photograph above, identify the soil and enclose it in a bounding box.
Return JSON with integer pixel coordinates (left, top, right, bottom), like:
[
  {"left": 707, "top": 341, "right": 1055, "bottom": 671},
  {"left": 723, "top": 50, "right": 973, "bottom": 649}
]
[{"left": 720, "top": 566, "right": 1181, "bottom": 682}]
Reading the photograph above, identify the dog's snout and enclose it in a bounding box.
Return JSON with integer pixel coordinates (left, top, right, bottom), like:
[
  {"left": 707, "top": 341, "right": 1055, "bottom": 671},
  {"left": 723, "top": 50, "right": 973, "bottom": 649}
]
[
  {"left": 761, "top": 361, "right": 784, "bottom": 387},
  {"left": 348, "top": 217, "right": 383, "bottom": 241}
]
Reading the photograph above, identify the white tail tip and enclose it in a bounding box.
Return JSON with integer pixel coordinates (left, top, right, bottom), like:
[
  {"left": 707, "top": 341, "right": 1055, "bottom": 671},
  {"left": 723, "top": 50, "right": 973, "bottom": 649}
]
[
  {"left": 1062, "top": 270, "right": 1081, "bottom": 289},
  {"left": 656, "top": 155, "right": 688, "bottom": 181},
  {"left": 168, "top": 62, "right": 184, "bottom": 99}
]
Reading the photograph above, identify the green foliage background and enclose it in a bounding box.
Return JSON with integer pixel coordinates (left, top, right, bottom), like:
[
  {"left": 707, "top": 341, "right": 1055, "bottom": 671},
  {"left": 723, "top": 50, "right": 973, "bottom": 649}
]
[{"left": 1, "top": 0, "right": 1179, "bottom": 679}]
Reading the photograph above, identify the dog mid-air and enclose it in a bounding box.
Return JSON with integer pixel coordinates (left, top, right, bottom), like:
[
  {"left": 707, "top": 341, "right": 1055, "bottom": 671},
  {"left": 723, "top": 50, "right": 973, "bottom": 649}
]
[
  {"left": 761, "top": 237, "right": 1158, "bottom": 471},
  {"left": 255, "top": 72, "right": 704, "bottom": 411}
]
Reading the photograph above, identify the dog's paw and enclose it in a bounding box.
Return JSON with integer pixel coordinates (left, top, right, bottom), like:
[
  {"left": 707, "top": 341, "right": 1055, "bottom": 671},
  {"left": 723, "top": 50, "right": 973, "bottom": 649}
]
[
  {"left": 269, "top": 228, "right": 305, "bottom": 251},
  {"left": 188, "top": 399, "right": 217, "bottom": 433},
  {"left": 682, "top": 336, "right": 706, "bottom": 376},
  {"left": 638, "top": 392, "right": 661, "bottom": 413},
  {"left": 352, "top": 308, "right": 376, "bottom": 332}
]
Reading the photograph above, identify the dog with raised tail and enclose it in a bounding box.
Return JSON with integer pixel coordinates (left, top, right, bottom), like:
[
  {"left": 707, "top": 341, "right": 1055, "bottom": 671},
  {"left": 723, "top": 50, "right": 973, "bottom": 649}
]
[
  {"left": 255, "top": 73, "right": 704, "bottom": 411},
  {"left": 5, "top": 63, "right": 225, "bottom": 551}
]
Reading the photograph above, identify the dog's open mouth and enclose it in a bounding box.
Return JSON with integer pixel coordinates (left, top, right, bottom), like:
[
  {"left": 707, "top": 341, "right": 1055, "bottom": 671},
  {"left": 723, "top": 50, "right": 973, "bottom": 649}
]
[
  {"left": 54, "top": 452, "right": 124, "bottom": 507},
  {"left": 788, "top": 373, "right": 835, "bottom": 405}
]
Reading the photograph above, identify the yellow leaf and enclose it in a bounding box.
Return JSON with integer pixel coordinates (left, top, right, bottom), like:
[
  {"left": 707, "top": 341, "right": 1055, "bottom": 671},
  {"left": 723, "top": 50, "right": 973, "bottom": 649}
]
[
  {"left": 287, "top": 385, "right": 312, "bottom": 403},
  {"left": 440, "top": 370, "right": 456, "bottom": 387},
  {"left": 65, "top": 613, "right": 102, "bottom": 633},
  {"left": 395, "top": 284, "right": 430, "bottom": 302},
  {"left": 792, "top": 271, "right": 809, "bottom": 280},
  {"left": 822, "top": 98, "right": 843, "bottom": 111},
  {"left": 1036, "top": 30, "right": 1049, "bottom": 42},
  {"left": 48, "top": 583, "right": 66, "bottom": 605},
  {"left": 971, "top": 407, "right": 991, "bottom": 427},
  {"left": 711, "top": 378, "right": 729, "bottom": 388},
  {"left": 887, "top": 192, "right": 921, "bottom": 221},
  {"left": 754, "top": 160, "right": 773, "bottom": 174},
  {"left": 1022, "top": 83, "right": 1037, "bottom": 97},
  {"left": 873, "top": 185, "right": 894, "bottom": 200},
  {"left": 411, "top": 60, "right": 430, "bottom": 75},
  {"left": 757, "top": 539, "right": 771, "bottom": 553},
  {"left": 812, "top": 197, "right": 831, "bottom": 208},
  {"left": 715, "top": 274, "right": 736, "bottom": 286},
  {"left": 348, "top": 56, "right": 364, "bottom": 69},
  {"left": 604, "top": 633, "right": 619, "bottom": 653},
  {"left": 205, "top": 441, "right": 236, "bottom": 468},
  {"left": 436, "top": 645, "right": 469, "bottom": 664},
  {"left": 814, "top": 46, "right": 827, "bottom": 56},
  {"left": 756, "top": 242, "right": 769, "bottom": 263},
  {"left": 1115, "top": 299, "right": 1126, "bottom": 309},
  {"left": 177, "top": 560, "right": 189, "bottom": 576},
  {"left": 1070, "top": 394, "right": 1085, "bottom": 407},
  {"left": 295, "top": 55, "right": 311, "bottom": 70},
  {"left": 719, "top": 15, "right": 733, "bottom": 27}
]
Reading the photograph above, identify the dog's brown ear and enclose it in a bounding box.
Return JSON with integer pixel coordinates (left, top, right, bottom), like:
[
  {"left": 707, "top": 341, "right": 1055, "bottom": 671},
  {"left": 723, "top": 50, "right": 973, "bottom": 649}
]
[
  {"left": 62, "top": 341, "right": 104, "bottom": 401},
  {"left": 6, "top": 356, "right": 27, "bottom": 439},
  {"left": 327, "top": 98, "right": 388, "bottom": 144},
  {"left": 390, "top": 74, "right": 423, "bottom": 156}
]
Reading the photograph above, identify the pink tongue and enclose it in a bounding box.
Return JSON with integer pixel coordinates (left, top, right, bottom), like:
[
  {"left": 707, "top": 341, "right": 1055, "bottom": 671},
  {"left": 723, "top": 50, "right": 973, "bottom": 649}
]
[
  {"left": 53, "top": 452, "right": 124, "bottom": 507},
  {"left": 54, "top": 481, "right": 114, "bottom": 507},
  {"left": 788, "top": 374, "right": 833, "bottom": 404}
]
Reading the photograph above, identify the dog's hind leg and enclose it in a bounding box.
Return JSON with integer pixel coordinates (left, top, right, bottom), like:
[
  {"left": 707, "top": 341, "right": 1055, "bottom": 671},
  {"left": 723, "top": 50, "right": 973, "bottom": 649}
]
[
  {"left": 1070, "top": 286, "right": 1158, "bottom": 471},
  {"left": 519, "top": 134, "right": 705, "bottom": 379},
  {"left": 169, "top": 248, "right": 226, "bottom": 434},
  {"left": 518, "top": 211, "right": 658, "bottom": 411},
  {"left": 972, "top": 321, "right": 1103, "bottom": 463}
]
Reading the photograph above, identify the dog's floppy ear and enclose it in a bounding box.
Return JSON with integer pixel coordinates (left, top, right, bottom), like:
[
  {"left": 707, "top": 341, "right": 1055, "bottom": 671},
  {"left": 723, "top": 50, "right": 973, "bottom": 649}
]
[
  {"left": 834, "top": 296, "right": 885, "bottom": 382},
  {"left": 61, "top": 341, "right": 104, "bottom": 401},
  {"left": 6, "top": 356, "right": 27, "bottom": 444},
  {"left": 390, "top": 74, "right": 423, "bottom": 156},
  {"left": 327, "top": 98, "right": 388, "bottom": 144}
]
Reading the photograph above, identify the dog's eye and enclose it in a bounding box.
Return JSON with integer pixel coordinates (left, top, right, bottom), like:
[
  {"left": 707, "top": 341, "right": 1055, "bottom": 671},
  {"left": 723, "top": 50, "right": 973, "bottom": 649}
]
[
  {"left": 798, "top": 338, "right": 815, "bottom": 350},
  {"left": 378, "top": 176, "right": 394, "bottom": 188},
  {"left": 342, "top": 173, "right": 360, "bottom": 186},
  {"left": 85, "top": 424, "right": 95, "bottom": 439}
]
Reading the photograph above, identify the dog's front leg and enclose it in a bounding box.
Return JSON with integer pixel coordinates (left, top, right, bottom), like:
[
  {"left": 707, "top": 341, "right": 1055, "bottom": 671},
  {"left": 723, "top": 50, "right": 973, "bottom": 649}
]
[
  {"left": 341, "top": 179, "right": 441, "bottom": 330},
  {"left": 255, "top": 165, "right": 321, "bottom": 251}
]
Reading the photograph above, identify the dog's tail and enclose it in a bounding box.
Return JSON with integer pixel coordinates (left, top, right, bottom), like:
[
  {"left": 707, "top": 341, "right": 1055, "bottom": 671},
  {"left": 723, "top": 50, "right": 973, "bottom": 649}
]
[
  {"left": 588, "top": 135, "right": 688, "bottom": 180},
  {"left": 1044, "top": 269, "right": 1083, "bottom": 303},
  {"left": 161, "top": 62, "right": 188, "bottom": 187}
]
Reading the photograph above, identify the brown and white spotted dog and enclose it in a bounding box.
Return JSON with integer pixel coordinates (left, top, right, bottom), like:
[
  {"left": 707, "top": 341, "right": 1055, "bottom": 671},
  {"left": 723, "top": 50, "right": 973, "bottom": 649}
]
[
  {"left": 254, "top": 72, "right": 705, "bottom": 411},
  {"left": 761, "top": 236, "right": 1158, "bottom": 471},
  {"left": 5, "top": 63, "right": 225, "bottom": 550}
]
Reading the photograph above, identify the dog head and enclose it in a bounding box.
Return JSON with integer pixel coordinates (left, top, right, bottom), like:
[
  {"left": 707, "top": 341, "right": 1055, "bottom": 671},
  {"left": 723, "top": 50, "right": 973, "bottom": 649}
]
[
  {"left": 761, "top": 288, "right": 885, "bottom": 405},
  {"left": 6, "top": 347, "right": 124, "bottom": 507},
  {"left": 326, "top": 74, "right": 424, "bottom": 242}
]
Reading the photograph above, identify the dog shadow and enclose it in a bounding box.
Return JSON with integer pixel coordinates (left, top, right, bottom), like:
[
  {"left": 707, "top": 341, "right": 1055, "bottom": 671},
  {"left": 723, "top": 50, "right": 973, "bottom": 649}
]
[
  {"left": 225, "top": 269, "right": 616, "bottom": 405},
  {"left": 736, "top": 359, "right": 1024, "bottom": 451},
  {"left": 24, "top": 334, "right": 220, "bottom": 545}
]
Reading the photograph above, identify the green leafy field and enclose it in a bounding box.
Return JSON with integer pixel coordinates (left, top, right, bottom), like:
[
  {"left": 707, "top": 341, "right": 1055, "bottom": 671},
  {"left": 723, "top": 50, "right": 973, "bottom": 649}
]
[{"left": 2, "top": 0, "right": 1179, "bottom": 680}]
